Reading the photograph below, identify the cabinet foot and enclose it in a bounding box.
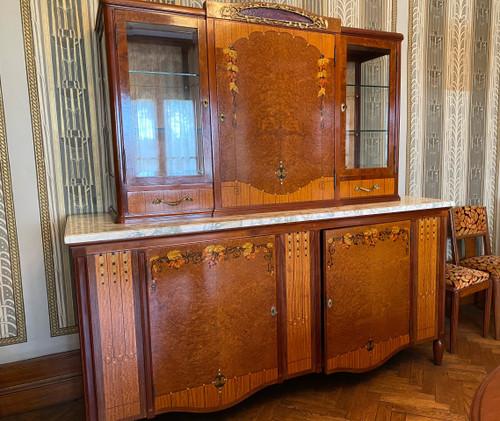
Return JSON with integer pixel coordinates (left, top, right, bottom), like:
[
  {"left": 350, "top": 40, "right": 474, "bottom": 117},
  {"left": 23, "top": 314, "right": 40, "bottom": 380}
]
[{"left": 433, "top": 339, "right": 444, "bottom": 365}]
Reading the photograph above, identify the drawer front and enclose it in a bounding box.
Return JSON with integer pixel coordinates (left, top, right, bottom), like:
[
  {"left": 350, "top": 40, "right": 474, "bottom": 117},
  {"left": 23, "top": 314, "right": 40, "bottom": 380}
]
[
  {"left": 339, "top": 178, "right": 395, "bottom": 199},
  {"left": 127, "top": 188, "right": 214, "bottom": 216}
]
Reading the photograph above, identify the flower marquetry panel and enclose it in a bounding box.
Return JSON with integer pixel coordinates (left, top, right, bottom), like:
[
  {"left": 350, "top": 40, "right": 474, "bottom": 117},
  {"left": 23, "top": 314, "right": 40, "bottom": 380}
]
[
  {"left": 323, "top": 221, "right": 411, "bottom": 372},
  {"left": 147, "top": 235, "right": 278, "bottom": 413}
]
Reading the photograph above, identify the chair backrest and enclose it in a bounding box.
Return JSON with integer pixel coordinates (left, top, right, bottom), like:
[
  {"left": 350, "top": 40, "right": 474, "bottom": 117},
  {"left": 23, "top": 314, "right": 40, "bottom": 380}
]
[{"left": 450, "top": 206, "right": 491, "bottom": 264}]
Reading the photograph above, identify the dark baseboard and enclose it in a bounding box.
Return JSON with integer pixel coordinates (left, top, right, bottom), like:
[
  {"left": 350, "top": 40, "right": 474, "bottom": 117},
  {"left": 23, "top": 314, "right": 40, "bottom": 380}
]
[{"left": 0, "top": 350, "right": 83, "bottom": 417}]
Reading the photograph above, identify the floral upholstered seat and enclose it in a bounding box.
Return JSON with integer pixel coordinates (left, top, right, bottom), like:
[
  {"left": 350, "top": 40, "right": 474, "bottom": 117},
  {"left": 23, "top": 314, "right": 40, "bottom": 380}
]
[
  {"left": 445, "top": 262, "right": 492, "bottom": 353},
  {"left": 446, "top": 263, "right": 489, "bottom": 290},
  {"left": 460, "top": 255, "right": 500, "bottom": 278}
]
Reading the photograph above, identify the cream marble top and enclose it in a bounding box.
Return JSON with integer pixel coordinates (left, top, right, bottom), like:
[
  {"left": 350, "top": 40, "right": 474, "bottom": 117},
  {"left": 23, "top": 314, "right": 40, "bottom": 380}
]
[{"left": 64, "top": 196, "right": 454, "bottom": 245}]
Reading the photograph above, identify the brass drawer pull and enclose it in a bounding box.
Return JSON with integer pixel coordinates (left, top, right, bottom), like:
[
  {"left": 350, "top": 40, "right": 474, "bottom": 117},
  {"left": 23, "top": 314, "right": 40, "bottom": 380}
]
[
  {"left": 354, "top": 184, "right": 380, "bottom": 193},
  {"left": 152, "top": 196, "right": 194, "bottom": 206}
]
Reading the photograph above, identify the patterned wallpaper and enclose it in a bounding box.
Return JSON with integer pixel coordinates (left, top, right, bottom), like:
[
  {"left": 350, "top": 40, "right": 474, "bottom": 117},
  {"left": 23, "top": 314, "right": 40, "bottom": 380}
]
[
  {"left": 407, "top": 0, "right": 500, "bottom": 246},
  {"left": 0, "top": 79, "right": 26, "bottom": 346},
  {"left": 24, "top": 0, "right": 396, "bottom": 337}
]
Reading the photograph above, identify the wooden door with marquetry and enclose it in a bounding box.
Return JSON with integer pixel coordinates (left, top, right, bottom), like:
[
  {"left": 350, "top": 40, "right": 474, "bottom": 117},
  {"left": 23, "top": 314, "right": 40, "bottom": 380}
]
[
  {"left": 146, "top": 235, "right": 279, "bottom": 414},
  {"left": 323, "top": 221, "right": 411, "bottom": 373},
  {"left": 211, "top": 17, "right": 336, "bottom": 209}
]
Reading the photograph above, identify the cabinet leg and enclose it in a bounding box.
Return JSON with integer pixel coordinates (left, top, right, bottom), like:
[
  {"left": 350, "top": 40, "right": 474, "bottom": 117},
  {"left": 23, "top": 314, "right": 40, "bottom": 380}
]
[
  {"left": 433, "top": 339, "right": 444, "bottom": 365},
  {"left": 493, "top": 277, "right": 500, "bottom": 340}
]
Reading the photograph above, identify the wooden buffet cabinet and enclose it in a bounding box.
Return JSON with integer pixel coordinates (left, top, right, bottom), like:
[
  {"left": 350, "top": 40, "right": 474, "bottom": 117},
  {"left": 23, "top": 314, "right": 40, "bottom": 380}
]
[{"left": 65, "top": 1, "right": 453, "bottom": 420}]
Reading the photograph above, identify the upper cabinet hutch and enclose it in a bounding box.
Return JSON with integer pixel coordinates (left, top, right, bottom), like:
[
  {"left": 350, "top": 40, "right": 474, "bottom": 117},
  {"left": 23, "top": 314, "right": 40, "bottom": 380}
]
[
  {"left": 64, "top": 1, "right": 452, "bottom": 421},
  {"left": 97, "top": 0, "right": 402, "bottom": 222}
]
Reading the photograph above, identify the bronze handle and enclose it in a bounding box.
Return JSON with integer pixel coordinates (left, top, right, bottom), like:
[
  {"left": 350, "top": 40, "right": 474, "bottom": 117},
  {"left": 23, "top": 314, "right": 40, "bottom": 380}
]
[
  {"left": 366, "top": 339, "right": 375, "bottom": 351},
  {"left": 354, "top": 184, "right": 380, "bottom": 193},
  {"left": 203, "top": 99, "right": 209, "bottom": 108},
  {"left": 341, "top": 103, "right": 347, "bottom": 112},
  {"left": 152, "top": 196, "right": 194, "bottom": 206},
  {"left": 219, "top": 113, "right": 225, "bottom": 122}
]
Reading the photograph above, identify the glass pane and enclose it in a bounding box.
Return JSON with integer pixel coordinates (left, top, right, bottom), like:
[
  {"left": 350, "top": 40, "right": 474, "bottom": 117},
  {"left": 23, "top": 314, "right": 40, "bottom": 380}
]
[
  {"left": 127, "top": 21, "right": 203, "bottom": 178},
  {"left": 345, "top": 45, "right": 390, "bottom": 169}
]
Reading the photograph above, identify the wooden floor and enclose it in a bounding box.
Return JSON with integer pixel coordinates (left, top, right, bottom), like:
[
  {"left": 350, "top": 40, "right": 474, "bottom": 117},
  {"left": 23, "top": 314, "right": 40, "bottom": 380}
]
[{"left": 6, "top": 305, "right": 500, "bottom": 421}]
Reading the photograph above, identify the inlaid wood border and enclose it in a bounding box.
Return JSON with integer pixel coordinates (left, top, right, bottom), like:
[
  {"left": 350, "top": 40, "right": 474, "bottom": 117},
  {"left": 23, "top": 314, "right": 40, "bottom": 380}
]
[
  {"left": 20, "top": 0, "right": 77, "bottom": 336},
  {"left": 0, "top": 79, "right": 26, "bottom": 346}
]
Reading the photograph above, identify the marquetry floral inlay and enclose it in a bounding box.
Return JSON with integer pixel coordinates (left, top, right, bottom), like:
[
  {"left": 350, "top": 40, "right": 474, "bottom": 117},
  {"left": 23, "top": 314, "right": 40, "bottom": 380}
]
[
  {"left": 224, "top": 45, "right": 239, "bottom": 128},
  {"left": 150, "top": 242, "right": 274, "bottom": 277},
  {"left": 318, "top": 55, "right": 329, "bottom": 128},
  {"left": 326, "top": 227, "right": 409, "bottom": 269}
]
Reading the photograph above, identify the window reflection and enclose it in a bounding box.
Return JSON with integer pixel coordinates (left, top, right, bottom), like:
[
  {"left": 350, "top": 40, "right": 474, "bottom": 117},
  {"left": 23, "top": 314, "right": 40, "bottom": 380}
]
[
  {"left": 132, "top": 99, "right": 159, "bottom": 177},
  {"left": 164, "top": 100, "right": 198, "bottom": 176}
]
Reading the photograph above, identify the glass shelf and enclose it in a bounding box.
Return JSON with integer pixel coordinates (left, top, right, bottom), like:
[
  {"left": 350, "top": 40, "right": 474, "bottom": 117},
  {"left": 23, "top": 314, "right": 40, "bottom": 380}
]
[
  {"left": 347, "top": 129, "right": 388, "bottom": 133},
  {"left": 129, "top": 70, "right": 199, "bottom": 77},
  {"left": 346, "top": 83, "right": 389, "bottom": 89}
]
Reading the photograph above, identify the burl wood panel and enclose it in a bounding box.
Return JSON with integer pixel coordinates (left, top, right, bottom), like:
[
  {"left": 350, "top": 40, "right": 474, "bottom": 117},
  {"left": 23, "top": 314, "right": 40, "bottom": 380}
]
[
  {"left": 215, "top": 20, "right": 335, "bottom": 205},
  {"left": 415, "top": 217, "right": 439, "bottom": 343},
  {"left": 339, "top": 178, "right": 395, "bottom": 199},
  {"left": 127, "top": 188, "right": 213, "bottom": 215},
  {"left": 147, "top": 236, "right": 278, "bottom": 413},
  {"left": 93, "top": 252, "right": 142, "bottom": 421},
  {"left": 324, "top": 222, "right": 411, "bottom": 373},
  {"left": 285, "top": 232, "right": 313, "bottom": 375},
  {"left": 221, "top": 178, "right": 334, "bottom": 207}
]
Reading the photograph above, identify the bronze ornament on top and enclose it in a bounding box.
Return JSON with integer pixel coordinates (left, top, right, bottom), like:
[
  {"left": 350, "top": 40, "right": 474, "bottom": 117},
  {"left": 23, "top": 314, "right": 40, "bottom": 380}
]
[{"left": 220, "top": 3, "right": 329, "bottom": 31}]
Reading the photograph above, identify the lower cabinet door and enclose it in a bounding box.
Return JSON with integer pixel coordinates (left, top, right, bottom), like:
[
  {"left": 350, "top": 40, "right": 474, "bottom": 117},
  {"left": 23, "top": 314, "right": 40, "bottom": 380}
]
[
  {"left": 147, "top": 235, "right": 279, "bottom": 414},
  {"left": 323, "top": 221, "right": 411, "bottom": 373}
]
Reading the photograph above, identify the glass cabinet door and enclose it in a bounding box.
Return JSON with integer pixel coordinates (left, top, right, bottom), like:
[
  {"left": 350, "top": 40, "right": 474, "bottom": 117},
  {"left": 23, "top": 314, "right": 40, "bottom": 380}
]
[
  {"left": 337, "top": 35, "right": 398, "bottom": 178},
  {"left": 115, "top": 12, "right": 211, "bottom": 186},
  {"left": 345, "top": 45, "right": 390, "bottom": 169}
]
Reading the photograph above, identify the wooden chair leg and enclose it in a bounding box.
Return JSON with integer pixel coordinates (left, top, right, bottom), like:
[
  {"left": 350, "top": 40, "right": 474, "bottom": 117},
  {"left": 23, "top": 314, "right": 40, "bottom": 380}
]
[
  {"left": 450, "top": 290, "right": 459, "bottom": 354},
  {"left": 492, "top": 277, "right": 500, "bottom": 340},
  {"left": 484, "top": 282, "right": 492, "bottom": 337}
]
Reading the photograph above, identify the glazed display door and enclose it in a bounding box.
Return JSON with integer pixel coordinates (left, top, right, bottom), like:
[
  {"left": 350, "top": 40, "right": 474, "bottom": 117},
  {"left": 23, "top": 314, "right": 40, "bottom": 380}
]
[
  {"left": 323, "top": 221, "right": 411, "bottom": 372},
  {"left": 336, "top": 34, "right": 400, "bottom": 200},
  {"left": 213, "top": 20, "right": 336, "bottom": 209},
  {"left": 147, "top": 235, "right": 279, "bottom": 414}
]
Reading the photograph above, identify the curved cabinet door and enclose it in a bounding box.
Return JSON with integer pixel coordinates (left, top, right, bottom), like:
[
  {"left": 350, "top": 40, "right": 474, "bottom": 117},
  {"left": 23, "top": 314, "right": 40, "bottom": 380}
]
[
  {"left": 323, "top": 221, "right": 411, "bottom": 373},
  {"left": 147, "top": 235, "right": 279, "bottom": 414}
]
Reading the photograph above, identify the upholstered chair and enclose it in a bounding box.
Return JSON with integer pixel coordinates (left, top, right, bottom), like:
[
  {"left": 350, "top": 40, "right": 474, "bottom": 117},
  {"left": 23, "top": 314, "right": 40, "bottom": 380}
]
[
  {"left": 450, "top": 206, "right": 500, "bottom": 340},
  {"left": 445, "top": 263, "right": 491, "bottom": 353}
]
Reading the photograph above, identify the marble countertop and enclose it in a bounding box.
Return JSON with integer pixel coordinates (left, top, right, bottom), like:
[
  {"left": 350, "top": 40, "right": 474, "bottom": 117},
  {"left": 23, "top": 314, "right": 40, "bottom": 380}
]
[{"left": 64, "top": 196, "right": 454, "bottom": 245}]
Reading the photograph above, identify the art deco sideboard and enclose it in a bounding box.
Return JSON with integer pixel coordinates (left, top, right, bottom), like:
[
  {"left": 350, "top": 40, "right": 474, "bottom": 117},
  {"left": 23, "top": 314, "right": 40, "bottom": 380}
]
[
  {"left": 63, "top": 1, "right": 453, "bottom": 420},
  {"left": 65, "top": 198, "right": 452, "bottom": 420}
]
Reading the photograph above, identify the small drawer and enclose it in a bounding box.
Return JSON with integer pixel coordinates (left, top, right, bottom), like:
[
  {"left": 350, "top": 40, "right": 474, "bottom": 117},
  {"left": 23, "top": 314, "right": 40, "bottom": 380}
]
[
  {"left": 127, "top": 188, "right": 214, "bottom": 216},
  {"left": 339, "top": 178, "right": 395, "bottom": 199}
]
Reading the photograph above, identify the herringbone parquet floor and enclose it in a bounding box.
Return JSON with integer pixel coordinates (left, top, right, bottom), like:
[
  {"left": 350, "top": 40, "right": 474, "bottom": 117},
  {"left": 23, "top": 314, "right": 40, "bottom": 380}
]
[{"left": 7, "top": 305, "right": 500, "bottom": 421}]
